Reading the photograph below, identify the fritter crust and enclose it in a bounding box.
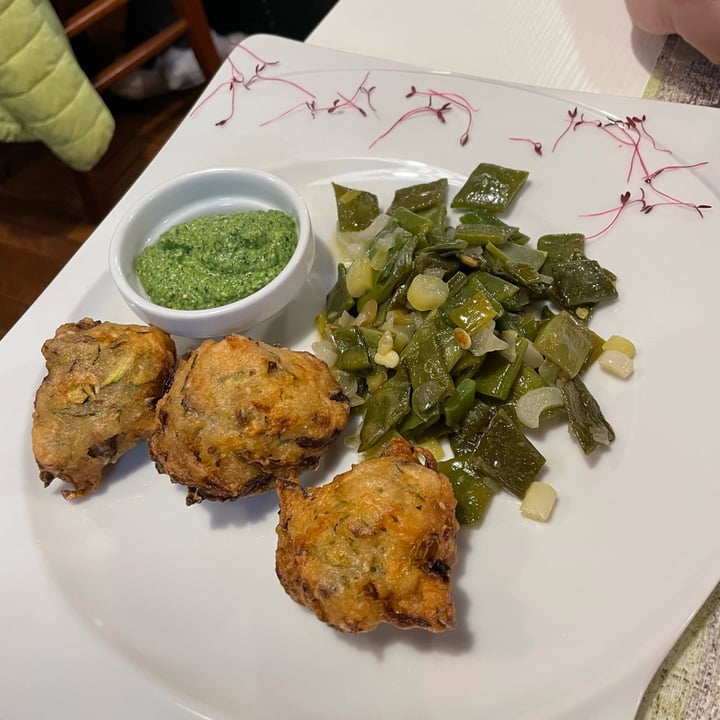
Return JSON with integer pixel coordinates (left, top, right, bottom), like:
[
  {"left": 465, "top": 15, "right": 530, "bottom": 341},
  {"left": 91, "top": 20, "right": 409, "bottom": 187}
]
[
  {"left": 275, "top": 438, "right": 459, "bottom": 634},
  {"left": 148, "top": 334, "right": 350, "bottom": 504},
  {"left": 32, "top": 318, "right": 177, "bottom": 500}
]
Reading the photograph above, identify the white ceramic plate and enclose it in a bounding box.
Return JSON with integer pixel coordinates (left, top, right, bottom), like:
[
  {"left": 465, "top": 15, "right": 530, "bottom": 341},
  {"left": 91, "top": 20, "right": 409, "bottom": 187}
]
[{"left": 3, "top": 35, "right": 719, "bottom": 720}]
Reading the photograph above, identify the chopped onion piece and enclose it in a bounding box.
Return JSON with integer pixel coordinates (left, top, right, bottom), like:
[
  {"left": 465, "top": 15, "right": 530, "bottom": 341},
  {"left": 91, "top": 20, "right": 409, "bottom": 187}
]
[
  {"left": 369, "top": 246, "right": 389, "bottom": 270},
  {"left": 538, "top": 359, "right": 560, "bottom": 385},
  {"left": 499, "top": 330, "right": 518, "bottom": 362},
  {"left": 345, "top": 257, "right": 373, "bottom": 297},
  {"left": 337, "top": 213, "right": 390, "bottom": 257},
  {"left": 602, "top": 334, "right": 636, "bottom": 358},
  {"left": 470, "top": 322, "right": 508, "bottom": 356},
  {"left": 407, "top": 274, "right": 450, "bottom": 311},
  {"left": 312, "top": 340, "right": 338, "bottom": 368},
  {"left": 333, "top": 370, "right": 362, "bottom": 406},
  {"left": 335, "top": 310, "right": 355, "bottom": 328},
  {"left": 598, "top": 349, "right": 634, "bottom": 379},
  {"left": 524, "top": 341, "right": 544, "bottom": 369},
  {"left": 521, "top": 481, "right": 558, "bottom": 522},
  {"left": 384, "top": 309, "right": 415, "bottom": 327},
  {"left": 392, "top": 325, "right": 413, "bottom": 350},
  {"left": 419, "top": 438, "right": 444, "bottom": 461},
  {"left": 515, "top": 386, "right": 564, "bottom": 428},
  {"left": 354, "top": 299, "right": 378, "bottom": 326}
]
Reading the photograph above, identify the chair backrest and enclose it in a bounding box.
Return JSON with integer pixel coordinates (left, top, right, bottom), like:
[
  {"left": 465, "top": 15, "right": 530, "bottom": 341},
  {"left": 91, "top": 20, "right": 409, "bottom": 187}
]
[{"left": 55, "top": 0, "right": 221, "bottom": 93}]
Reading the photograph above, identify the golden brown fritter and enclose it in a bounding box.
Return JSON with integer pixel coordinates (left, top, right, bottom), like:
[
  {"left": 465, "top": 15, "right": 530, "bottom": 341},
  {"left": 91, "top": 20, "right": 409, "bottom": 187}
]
[
  {"left": 32, "top": 318, "right": 176, "bottom": 500},
  {"left": 275, "top": 438, "right": 459, "bottom": 634},
  {"left": 148, "top": 334, "right": 350, "bottom": 504}
]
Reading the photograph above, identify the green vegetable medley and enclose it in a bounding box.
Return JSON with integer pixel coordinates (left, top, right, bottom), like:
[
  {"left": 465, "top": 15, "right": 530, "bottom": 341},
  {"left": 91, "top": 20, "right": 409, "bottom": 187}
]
[{"left": 315, "top": 162, "right": 623, "bottom": 525}]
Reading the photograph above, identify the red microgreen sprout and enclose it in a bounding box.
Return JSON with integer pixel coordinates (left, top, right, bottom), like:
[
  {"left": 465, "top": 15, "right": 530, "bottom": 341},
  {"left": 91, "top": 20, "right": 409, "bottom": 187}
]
[
  {"left": 191, "top": 46, "right": 317, "bottom": 126},
  {"left": 234, "top": 44, "right": 279, "bottom": 67},
  {"left": 509, "top": 137, "right": 543, "bottom": 155},
  {"left": 551, "top": 107, "right": 578, "bottom": 152},
  {"left": 260, "top": 71, "right": 376, "bottom": 127},
  {"left": 542, "top": 106, "right": 712, "bottom": 238},
  {"left": 332, "top": 71, "right": 377, "bottom": 114},
  {"left": 370, "top": 86, "right": 479, "bottom": 148},
  {"left": 581, "top": 170, "right": 712, "bottom": 239},
  {"left": 644, "top": 171, "right": 712, "bottom": 217},
  {"left": 580, "top": 190, "right": 645, "bottom": 240},
  {"left": 645, "top": 161, "right": 709, "bottom": 181},
  {"left": 252, "top": 62, "right": 317, "bottom": 98},
  {"left": 633, "top": 114, "right": 670, "bottom": 154}
]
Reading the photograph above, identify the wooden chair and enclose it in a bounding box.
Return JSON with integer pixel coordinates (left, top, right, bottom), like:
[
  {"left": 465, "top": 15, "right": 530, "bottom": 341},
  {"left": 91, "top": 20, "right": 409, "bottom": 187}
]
[{"left": 54, "top": 0, "right": 223, "bottom": 220}]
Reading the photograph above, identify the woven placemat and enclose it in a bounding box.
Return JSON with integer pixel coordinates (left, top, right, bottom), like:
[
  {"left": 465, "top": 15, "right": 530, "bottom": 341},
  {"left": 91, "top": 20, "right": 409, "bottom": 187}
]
[
  {"left": 643, "top": 35, "right": 720, "bottom": 106},
  {"left": 638, "top": 583, "right": 720, "bottom": 718}
]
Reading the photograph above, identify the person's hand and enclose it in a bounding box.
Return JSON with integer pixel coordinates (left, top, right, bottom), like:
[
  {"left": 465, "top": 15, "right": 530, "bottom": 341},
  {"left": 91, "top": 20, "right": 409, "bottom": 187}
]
[{"left": 625, "top": 0, "right": 720, "bottom": 63}]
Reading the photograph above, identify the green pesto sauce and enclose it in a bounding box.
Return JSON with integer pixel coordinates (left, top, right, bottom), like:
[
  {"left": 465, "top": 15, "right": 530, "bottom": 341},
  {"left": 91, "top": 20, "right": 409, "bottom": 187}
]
[{"left": 135, "top": 209, "right": 298, "bottom": 310}]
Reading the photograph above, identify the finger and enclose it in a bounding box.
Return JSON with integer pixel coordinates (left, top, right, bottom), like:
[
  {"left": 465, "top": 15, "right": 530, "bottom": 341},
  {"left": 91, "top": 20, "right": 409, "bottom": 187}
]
[
  {"left": 669, "top": 0, "right": 720, "bottom": 63},
  {"left": 624, "top": 0, "right": 675, "bottom": 34}
]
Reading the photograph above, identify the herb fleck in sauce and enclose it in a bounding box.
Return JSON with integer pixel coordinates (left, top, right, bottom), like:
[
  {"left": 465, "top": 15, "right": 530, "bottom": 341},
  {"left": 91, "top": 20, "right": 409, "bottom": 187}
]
[{"left": 136, "top": 209, "right": 297, "bottom": 310}]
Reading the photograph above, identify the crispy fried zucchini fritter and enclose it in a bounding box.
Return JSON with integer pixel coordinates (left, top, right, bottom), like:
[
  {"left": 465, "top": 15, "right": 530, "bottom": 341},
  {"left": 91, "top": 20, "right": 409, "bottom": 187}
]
[
  {"left": 275, "top": 439, "right": 459, "bottom": 633},
  {"left": 148, "top": 334, "right": 350, "bottom": 504},
  {"left": 32, "top": 318, "right": 176, "bottom": 500}
]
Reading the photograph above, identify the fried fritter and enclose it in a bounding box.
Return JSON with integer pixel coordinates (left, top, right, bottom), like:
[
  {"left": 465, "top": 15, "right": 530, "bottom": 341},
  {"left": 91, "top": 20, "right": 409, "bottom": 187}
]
[
  {"left": 275, "top": 438, "right": 459, "bottom": 634},
  {"left": 32, "top": 318, "right": 176, "bottom": 500},
  {"left": 148, "top": 334, "right": 350, "bottom": 504}
]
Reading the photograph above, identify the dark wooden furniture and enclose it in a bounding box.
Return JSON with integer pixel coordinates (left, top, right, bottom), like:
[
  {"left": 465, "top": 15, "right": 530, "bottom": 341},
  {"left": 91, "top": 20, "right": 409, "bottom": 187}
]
[{"left": 54, "top": 0, "right": 222, "bottom": 220}]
